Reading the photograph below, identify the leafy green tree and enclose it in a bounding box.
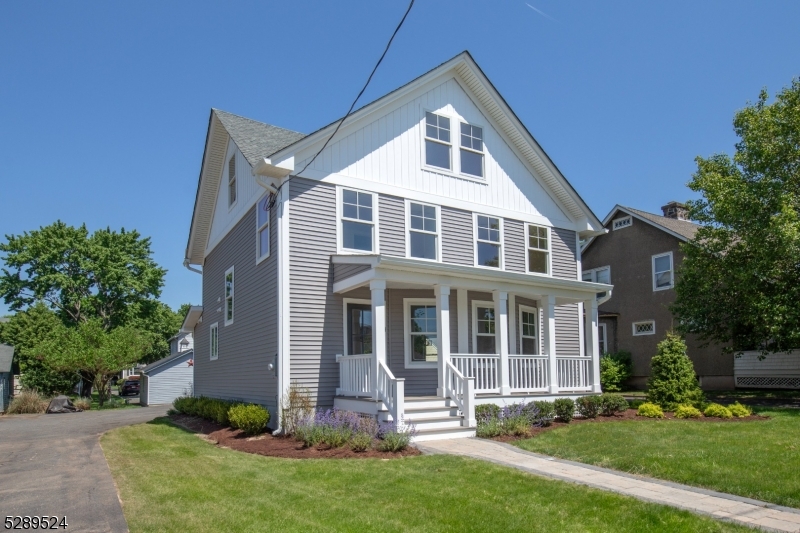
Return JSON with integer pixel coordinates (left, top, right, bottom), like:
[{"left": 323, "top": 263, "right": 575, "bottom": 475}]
[
  {"left": 125, "top": 300, "right": 191, "bottom": 364},
  {"left": 36, "top": 320, "right": 152, "bottom": 406},
  {"left": 646, "top": 333, "right": 704, "bottom": 411},
  {"left": 673, "top": 79, "right": 800, "bottom": 352}
]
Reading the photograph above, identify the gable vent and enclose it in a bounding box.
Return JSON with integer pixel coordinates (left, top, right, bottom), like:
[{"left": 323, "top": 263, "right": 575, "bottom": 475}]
[{"left": 612, "top": 216, "right": 632, "bottom": 230}]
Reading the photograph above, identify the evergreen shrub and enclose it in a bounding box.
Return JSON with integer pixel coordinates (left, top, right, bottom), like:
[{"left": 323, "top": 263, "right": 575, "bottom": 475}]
[{"left": 646, "top": 333, "right": 705, "bottom": 410}]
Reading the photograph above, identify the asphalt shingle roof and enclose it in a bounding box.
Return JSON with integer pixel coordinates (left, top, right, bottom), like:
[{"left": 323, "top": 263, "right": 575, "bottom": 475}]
[
  {"left": 623, "top": 206, "right": 700, "bottom": 241},
  {"left": 0, "top": 344, "right": 14, "bottom": 373},
  {"left": 213, "top": 109, "right": 306, "bottom": 167}
]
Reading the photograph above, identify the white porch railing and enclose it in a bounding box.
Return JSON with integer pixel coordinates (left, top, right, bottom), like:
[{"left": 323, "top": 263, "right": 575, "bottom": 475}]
[
  {"left": 557, "top": 356, "right": 592, "bottom": 391},
  {"left": 509, "top": 355, "right": 549, "bottom": 392},
  {"left": 445, "top": 360, "right": 475, "bottom": 427},
  {"left": 450, "top": 354, "right": 500, "bottom": 393},
  {"left": 377, "top": 361, "right": 405, "bottom": 423},
  {"left": 336, "top": 354, "right": 372, "bottom": 397}
]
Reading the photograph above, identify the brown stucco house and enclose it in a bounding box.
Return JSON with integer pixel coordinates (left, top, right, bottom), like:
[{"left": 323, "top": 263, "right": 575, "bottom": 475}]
[{"left": 581, "top": 202, "right": 734, "bottom": 390}]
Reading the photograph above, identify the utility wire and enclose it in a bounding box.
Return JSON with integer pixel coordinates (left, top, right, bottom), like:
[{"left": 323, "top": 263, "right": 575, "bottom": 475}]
[{"left": 267, "top": 0, "right": 415, "bottom": 210}]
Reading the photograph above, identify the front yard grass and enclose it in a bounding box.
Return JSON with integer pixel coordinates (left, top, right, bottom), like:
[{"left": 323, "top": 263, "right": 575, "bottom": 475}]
[
  {"left": 514, "top": 408, "right": 800, "bottom": 508},
  {"left": 101, "top": 418, "right": 748, "bottom": 533}
]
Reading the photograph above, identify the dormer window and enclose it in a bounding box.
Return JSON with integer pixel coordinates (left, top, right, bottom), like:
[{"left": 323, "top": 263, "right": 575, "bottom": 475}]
[
  {"left": 228, "top": 155, "right": 237, "bottom": 207},
  {"left": 460, "top": 123, "right": 484, "bottom": 177},
  {"left": 425, "top": 112, "right": 451, "bottom": 170}
]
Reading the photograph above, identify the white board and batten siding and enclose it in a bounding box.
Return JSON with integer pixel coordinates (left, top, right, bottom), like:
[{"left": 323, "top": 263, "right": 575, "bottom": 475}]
[
  {"left": 734, "top": 351, "right": 800, "bottom": 389},
  {"left": 141, "top": 351, "right": 194, "bottom": 406}
]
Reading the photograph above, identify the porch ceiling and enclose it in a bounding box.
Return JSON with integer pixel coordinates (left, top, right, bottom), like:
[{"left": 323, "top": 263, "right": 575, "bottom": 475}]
[{"left": 332, "top": 254, "right": 611, "bottom": 305}]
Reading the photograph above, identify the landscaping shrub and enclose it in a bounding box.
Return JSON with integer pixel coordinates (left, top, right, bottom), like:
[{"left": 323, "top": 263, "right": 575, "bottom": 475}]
[
  {"left": 6, "top": 389, "right": 49, "bottom": 414},
  {"left": 598, "top": 393, "right": 628, "bottom": 416},
  {"left": 316, "top": 409, "right": 361, "bottom": 448},
  {"left": 533, "top": 401, "right": 555, "bottom": 426},
  {"left": 575, "top": 395, "right": 601, "bottom": 418},
  {"left": 294, "top": 416, "right": 323, "bottom": 447},
  {"left": 281, "top": 382, "right": 314, "bottom": 435},
  {"left": 172, "top": 396, "right": 247, "bottom": 426},
  {"left": 628, "top": 399, "right": 645, "bottom": 410},
  {"left": 646, "top": 333, "right": 705, "bottom": 411},
  {"left": 377, "top": 421, "right": 415, "bottom": 452},
  {"left": 501, "top": 403, "right": 531, "bottom": 436},
  {"left": 637, "top": 402, "right": 664, "bottom": 418},
  {"left": 73, "top": 397, "right": 91, "bottom": 411},
  {"left": 599, "top": 351, "right": 632, "bottom": 392},
  {"left": 475, "top": 403, "right": 500, "bottom": 421},
  {"left": 728, "top": 402, "right": 752, "bottom": 418},
  {"left": 350, "top": 431, "right": 373, "bottom": 452},
  {"left": 674, "top": 404, "right": 702, "bottom": 419},
  {"left": 228, "top": 404, "right": 270, "bottom": 436},
  {"left": 703, "top": 403, "right": 733, "bottom": 419},
  {"left": 554, "top": 398, "right": 575, "bottom": 422},
  {"left": 103, "top": 395, "right": 126, "bottom": 409},
  {"left": 476, "top": 407, "right": 503, "bottom": 438}
]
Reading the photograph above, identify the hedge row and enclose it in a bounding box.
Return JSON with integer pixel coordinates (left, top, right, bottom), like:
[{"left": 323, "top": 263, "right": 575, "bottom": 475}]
[{"left": 173, "top": 396, "right": 271, "bottom": 436}]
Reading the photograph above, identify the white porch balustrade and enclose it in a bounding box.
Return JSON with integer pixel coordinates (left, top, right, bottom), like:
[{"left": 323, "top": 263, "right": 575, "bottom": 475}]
[
  {"left": 445, "top": 360, "right": 476, "bottom": 427},
  {"left": 509, "top": 355, "right": 550, "bottom": 392},
  {"left": 451, "top": 354, "right": 500, "bottom": 393},
  {"left": 556, "top": 356, "right": 592, "bottom": 391},
  {"left": 377, "top": 360, "right": 405, "bottom": 424},
  {"left": 335, "top": 354, "right": 372, "bottom": 397}
]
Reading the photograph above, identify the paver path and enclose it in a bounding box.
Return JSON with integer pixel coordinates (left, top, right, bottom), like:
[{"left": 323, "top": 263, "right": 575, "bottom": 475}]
[
  {"left": 419, "top": 438, "right": 800, "bottom": 533},
  {"left": 0, "top": 406, "right": 169, "bottom": 533}
]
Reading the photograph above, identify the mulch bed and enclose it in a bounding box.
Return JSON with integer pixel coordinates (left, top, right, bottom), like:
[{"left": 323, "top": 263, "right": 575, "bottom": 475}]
[
  {"left": 168, "top": 414, "right": 421, "bottom": 459},
  {"left": 490, "top": 408, "right": 769, "bottom": 443}
]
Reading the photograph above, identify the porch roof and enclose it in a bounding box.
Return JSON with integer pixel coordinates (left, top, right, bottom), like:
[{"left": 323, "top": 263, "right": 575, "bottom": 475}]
[{"left": 331, "top": 254, "right": 612, "bottom": 305}]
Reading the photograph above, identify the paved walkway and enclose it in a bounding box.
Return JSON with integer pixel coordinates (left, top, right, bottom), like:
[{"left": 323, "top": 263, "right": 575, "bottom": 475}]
[
  {"left": 418, "top": 438, "right": 800, "bottom": 533},
  {"left": 0, "top": 406, "right": 170, "bottom": 533}
]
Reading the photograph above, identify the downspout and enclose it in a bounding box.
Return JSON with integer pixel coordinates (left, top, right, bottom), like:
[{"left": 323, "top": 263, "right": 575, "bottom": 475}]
[{"left": 183, "top": 259, "right": 203, "bottom": 275}]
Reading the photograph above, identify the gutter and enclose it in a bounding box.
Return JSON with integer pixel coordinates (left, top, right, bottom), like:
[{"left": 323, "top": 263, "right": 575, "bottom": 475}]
[{"left": 183, "top": 259, "right": 202, "bottom": 275}]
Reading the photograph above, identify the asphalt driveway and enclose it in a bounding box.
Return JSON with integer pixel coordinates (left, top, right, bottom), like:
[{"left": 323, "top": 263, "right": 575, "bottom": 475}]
[{"left": 0, "top": 406, "right": 169, "bottom": 533}]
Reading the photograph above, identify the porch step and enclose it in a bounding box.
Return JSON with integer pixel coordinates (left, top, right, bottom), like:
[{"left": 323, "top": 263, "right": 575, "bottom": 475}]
[
  {"left": 404, "top": 416, "right": 464, "bottom": 431},
  {"left": 412, "top": 426, "right": 476, "bottom": 442},
  {"left": 402, "top": 396, "right": 457, "bottom": 410},
  {"left": 403, "top": 405, "right": 460, "bottom": 420}
]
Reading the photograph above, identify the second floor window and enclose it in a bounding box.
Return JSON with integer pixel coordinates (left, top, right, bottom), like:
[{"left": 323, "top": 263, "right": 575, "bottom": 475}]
[
  {"left": 341, "top": 189, "right": 374, "bottom": 252},
  {"left": 257, "top": 194, "right": 270, "bottom": 261},
  {"left": 460, "top": 123, "right": 484, "bottom": 177},
  {"left": 652, "top": 252, "right": 674, "bottom": 290},
  {"left": 476, "top": 215, "right": 501, "bottom": 268},
  {"left": 408, "top": 202, "right": 438, "bottom": 260},
  {"left": 527, "top": 224, "right": 550, "bottom": 274},
  {"left": 228, "top": 155, "right": 237, "bottom": 207},
  {"left": 224, "top": 267, "right": 234, "bottom": 325},
  {"left": 425, "top": 112, "right": 451, "bottom": 170}
]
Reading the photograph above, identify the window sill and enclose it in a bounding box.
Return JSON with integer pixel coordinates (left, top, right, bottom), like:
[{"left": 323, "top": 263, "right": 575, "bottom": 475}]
[
  {"left": 256, "top": 252, "right": 271, "bottom": 265},
  {"left": 338, "top": 249, "right": 378, "bottom": 256},
  {"left": 653, "top": 285, "right": 674, "bottom": 292}
]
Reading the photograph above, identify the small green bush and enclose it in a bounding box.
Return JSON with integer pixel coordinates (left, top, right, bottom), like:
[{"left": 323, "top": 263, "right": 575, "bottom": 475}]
[
  {"left": 475, "top": 403, "right": 500, "bottom": 421},
  {"left": 637, "top": 402, "right": 664, "bottom": 418},
  {"left": 646, "top": 333, "right": 705, "bottom": 410},
  {"left": 377, "top": 424, "right": 413, "bottom": 452},
  {"left": 599, "top": 393, "right": 628, "bottom": 416},
  {"left": 73, "top": 397, "right": 92, "bottom": 411},
  {"left": 600, "top": 351, "right": 632, "bottom": 392},
  {"left": 6, "top": 389, "right": 49, "bottom": 414},
  {"left": 554, "top": 398, "right": 575, "bottom": 423},
  {"left": 674, "top": 404, "right": 702, "bottom": 419},
  {"left": 476, "top": 418, "right": 503, "bottom": 438},
  {"left": 704, "top": 403, "right": 733, "bottom": 419},
  {"left": 172, "top": 396, "right": 252, "bottom": 428},
  {"left": 575, "top": 395, "right": 601, "bottom": 418},
  {"left": 628, "top": 399, "right": 645, "bottom": 410},
  {"left": 295, "top": 422, "right": 323, "bottom": 447},
  {"left": 728, "top": 402, "right": 752, "bottom": 418},
  {"left": 532, "top": 401, "right": 555, "bottom": 426},
  {"left": 350, "top": 432, "right": 373, "bottom": 452},
  {"left": 228, "top": 404, "right": 270, "bottom": 436}
]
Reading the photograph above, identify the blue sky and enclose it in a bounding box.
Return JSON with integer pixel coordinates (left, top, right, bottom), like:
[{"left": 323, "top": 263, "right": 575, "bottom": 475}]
[{"left": 1, "top": 1, "right": 798, "bottom": 315}]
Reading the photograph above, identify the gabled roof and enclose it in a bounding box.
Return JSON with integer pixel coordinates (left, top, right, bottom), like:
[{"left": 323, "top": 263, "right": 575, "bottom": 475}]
[
  {"left": 0, "top": 344, "right": 14, "bottom": 373},
  {"left": 180, "top": 305, "right": 203, "bottom": 334},
  {"left": 142, "top": 349, "right": 193, "bottom": 375},
  {"left": 582, "top": 204, "right": 700, "bottom": 253},
  {"left": 214, "top": 109, "right": 305, "bottom": 167}
]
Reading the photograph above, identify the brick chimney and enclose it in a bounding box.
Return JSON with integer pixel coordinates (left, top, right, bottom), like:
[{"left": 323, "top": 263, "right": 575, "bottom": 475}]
[{"left": 661, "top": 201, "right": 688, "bottom": 220}]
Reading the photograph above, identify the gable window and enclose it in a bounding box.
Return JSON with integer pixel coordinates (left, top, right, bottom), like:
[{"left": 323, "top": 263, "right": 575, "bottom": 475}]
[
  {"left": 341, "top": 189, "right": 375, "bottom": 252},
  {"left": 519, "top": 306, "right": 538, "bottom": 355},
  {"left": 652, "top": 252, "right": 674, "bottom": 290},
  {"left": 210, "top": 322, "right": 219, "bottom": 360},
  {"left": 228, "top": 156, "right": 237, "bottom": 207},
  {"left": 224, "top": 267, "right": 234, "bottom": 325},
  {"left": 408, "top": 201, "right": 439, "bottom": 260},
  {"left": 612, "top": 216, "right": 632, "bottom": 230},
  {"left": 347, "top": 303, "right": 372, "bottom": 355},
  {"left": 424, "top": 112, "right": 451, "bottom": 170},
  {"left": 527, "top": 224, "right": 550, "bottom": 274},
  {"left": 632, "top": 320, "right": 655, "bottom": 336},
  {"left": 460, "top": 123, "right": 484, "bottom": 177},
  {"left": 257, "top": 194, "right": 271, "bottom": 261},
  {"left": 475, "top": 215, "right": 502, "bottom": 268},
  {"left": 404, "top": 299, "right": 438, "bottom": 367},
  {"left": 473, "top": 303, "right": 496, "bottom": 354}
]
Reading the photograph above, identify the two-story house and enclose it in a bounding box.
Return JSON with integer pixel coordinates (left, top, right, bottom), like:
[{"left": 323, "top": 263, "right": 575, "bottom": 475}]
[
  {"left": 581, "top": 202, "right": 733, "bottom": 390},
  {"left": 183, "top": 52, "right": 611, "bottom": 439}
]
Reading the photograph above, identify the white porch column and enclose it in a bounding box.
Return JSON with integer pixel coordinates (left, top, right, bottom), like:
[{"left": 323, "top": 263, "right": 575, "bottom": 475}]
[
  {"left": 508, "top": 293, "right": 517, "bottom": 355},
  {"left": 543, "top": 294, "right": 558, "bottom": 393},
  {"left": 370, "top": 280, "right": 387, "bottom": 401},
  {"left": 585, "top": 297, "right": 602, "bottom": 393},
  {"left": 457, "top": 289, "right": 468, "bottom": 354},
  {"left": 493, "top": 290, "right": 511, "bottom": 395},
  {"left": 435, "top": 285, "right": 451, "bottom": 397}
]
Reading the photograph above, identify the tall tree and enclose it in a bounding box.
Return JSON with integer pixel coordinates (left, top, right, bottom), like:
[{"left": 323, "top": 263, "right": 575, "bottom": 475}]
[{"left": 673, "top": 78, "right": 800, "bottom": 352}]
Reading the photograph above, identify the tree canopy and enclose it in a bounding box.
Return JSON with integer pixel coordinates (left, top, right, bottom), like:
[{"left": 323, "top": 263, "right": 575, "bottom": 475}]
[{"left": 673, "top": 78, "right": 800, "bottom": 352}]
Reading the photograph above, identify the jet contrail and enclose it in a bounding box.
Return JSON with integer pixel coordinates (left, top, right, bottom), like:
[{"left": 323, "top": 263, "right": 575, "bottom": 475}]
[{"left": 525, "top": 2, "right": 555, "bottom": 21}]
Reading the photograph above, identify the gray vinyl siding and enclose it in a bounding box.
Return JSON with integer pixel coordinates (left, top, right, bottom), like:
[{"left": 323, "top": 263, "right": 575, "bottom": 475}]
[
  {"left": 333, "top": 263, "right": 371, "bottom": 284},
  {"left": 194, "top": 202, "right": 279, "bottom": 416},
  {"left": 379, "top": 194, "right": 405, "bottom": 257},
  {"left": 441, "top": 206, "right": 473, "bottom": 266},
  {"left": 143, "top": 351, "right": 194, "bottom": 405},
  {"left": 555, "top": 304, "right": 582, "bottom": 356},
  {"left": 504, "top": 219, "right": 526, "bottom": 273},
  {"left": 552, "top": 227, "right": 578, "bottom": 279}
]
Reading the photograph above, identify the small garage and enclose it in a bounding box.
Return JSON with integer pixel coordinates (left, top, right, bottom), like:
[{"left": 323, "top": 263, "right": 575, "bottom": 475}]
[
  {"left": 0, "top": 344, "right": 13, "bottom": 412},
  {"left": 140, "top": 350, "right": 194, "bottom": 406}
]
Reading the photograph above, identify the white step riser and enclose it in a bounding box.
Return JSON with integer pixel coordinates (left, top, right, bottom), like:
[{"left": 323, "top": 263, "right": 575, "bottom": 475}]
[
  {"left": 412, "top": 429, "right": 476, "bottom": 442},
  {"left": 407, "top": 418, "right": 464, "bottom": 430},
  {"left": 403, "top": 399, "right": 455, "bottom": 410},
  {"left": 403, "top": 407, "right": 460, "bottom": 420}
]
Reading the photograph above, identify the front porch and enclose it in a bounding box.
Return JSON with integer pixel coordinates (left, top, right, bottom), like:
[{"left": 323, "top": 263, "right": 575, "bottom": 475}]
[{"left": 330, "top": 254, "right": 610, "bottom": 440}]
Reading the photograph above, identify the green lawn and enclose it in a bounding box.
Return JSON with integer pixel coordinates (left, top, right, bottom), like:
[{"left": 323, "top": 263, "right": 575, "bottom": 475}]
[
  {"left": 101, "top": 419, "right": 748, "bottom": 533},
  {"left": 514, "top": 408, "right": 800, "bottom": 508}
]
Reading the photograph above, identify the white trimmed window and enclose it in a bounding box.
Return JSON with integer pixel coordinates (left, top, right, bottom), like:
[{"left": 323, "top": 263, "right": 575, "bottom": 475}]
[
  {"left": 340, "top": 189, "right": 375, "bottom": 252},
  {"left": 526, "top": 224, "right": 550, "bottom": 274},
  {"left": 583, "top": 266, "right": 610, "bottom": 284},
  {"left": 598, "top": 323, "right": 608, "bottom": 354},
  {"left": 424, "top": 112, "right": 451, "bottom": 170},
  {"left": 404, "top": 299, "right": 438, "bottom": 367},
  {"left": 473, "top": 301, "right": 496, "bottom": 354},
  {"left": 475, "top": 215, "right": 502, "bottom": 268},
  {"left": 228, "top": 156, "right": 237, "bottom": 207},
  {"left": 210, "top": 322, "right": 219, "bottom": 360},
  {"left": 632, "top": 320, "right": 655, "bottom": 336},
  {"left": 519, "top": 305, "right": 538, "bottom": 355},
  {"left": 224, "top": 267, "right": 234, "bottom": 325},
  {"left": 612, "top": 216, "right": 632, "bottom": 230},
  {"left": 257, "top": 194, "right": 271, "bottom": 261},
  {"left": 407, "top": 201, "right": 439, "bottom": 261},
  {"left": 460, "top": 123, "right": 484, "bottom": 177},
  {"left": 652, "top": 252, "right": 674, "bottom": 290}
]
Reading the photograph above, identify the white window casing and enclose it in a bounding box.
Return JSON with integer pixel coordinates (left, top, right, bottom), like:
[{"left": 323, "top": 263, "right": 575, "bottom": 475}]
[
  {"left": 424, "top": 111, "right": 452, "bottom": 171},
  {"left": 474, "top": 213, "right": 503, "bottom": 269},
  {"left": 598, "top": 323, "right": 608, "bottom": 354},
  {"left": 405, "top": 200, "right": 441, "bottom": 262},
  {"left": 459, "top": 122, "right": 484, "bottom": 178},
  {"left": 256, "top": 193, "right": 271, "bottom": 263},
  {"left": 518, "top": 305, "right": 539, "bottom": 355},
  {"left": 612, "top": 216, "right": 632, "bottom": 230},
  {"left": 632, "top": 320, "right": 655, "bottom": 336},
  {"left": 342, "top": 298, "right": 372, "bottom": 356},
  {"left": 224, "top": 266, "right": 234, "bottom": 326},
  {"left": 525, "top": 224, "right": 551, "bottom": 275},
  {"left": 652, "top": 251, "right": 674, "bottom": 291},
  {"left": 209, "top": 322, "right": 219, "bottom": 360},
  {"left": 338, "top": 187, "right": 378, "bottom": 254},
  {"left": 472, "top": 300, "right": 497, "bottom": 355},
  {"left": 404, "top": 298, "right": 438, "bottom": 368},
  {"left": 228, "top": 155, "right": 237, "bottom": 208}
]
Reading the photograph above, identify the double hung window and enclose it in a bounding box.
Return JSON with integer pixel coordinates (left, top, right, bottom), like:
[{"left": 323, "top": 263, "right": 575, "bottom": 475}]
[
  {"left": 408, "top": 202, "right": 439, "bottom": 260},
  {"left": 527, "top": 225, "right": 550, "bottom": 274},
  {"left": 460, "top": 123, "right": 484, "bottom": 177},
  {"left": 228, "top": 156, "right": 237, "bottom": 207},
  {"left": 652, "top": 252, "right": 674, "bottom": 290},
  {"left": 425, "top": 112, "right": 451, "bottom": 170},
  {"left": 341, "top": 189, "right": 375, "bottom": 252},
  {"left": 476, "top": 215, "right": 501, "bottom": 268},
  {"left": 519, "top": 307, "right": 538, "bottom": 355},
  {"left": 408, "top": 303, "right": 438, "bottom": 364},
  {"left": 257, "top": 194, "right": 270, "bottom": 261},
  {"left": 224, "top": 267, "right": 234, "bottom": 325}
]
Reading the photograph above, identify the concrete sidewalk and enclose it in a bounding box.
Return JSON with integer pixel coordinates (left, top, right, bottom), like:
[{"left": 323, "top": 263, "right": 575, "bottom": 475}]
[{"left": 418, "top": 438, "right": 800, "bottom": 533}]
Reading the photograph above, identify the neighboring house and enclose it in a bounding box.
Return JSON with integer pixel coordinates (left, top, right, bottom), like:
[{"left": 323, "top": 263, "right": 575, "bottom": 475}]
[
  {"left": 183, "top": 51, "right": 611, "bottom": 439},
  {"left": 1, "top": 344, "right": 14, "bottom": 412},
  {"left": 140, "top": 306, "right": 201, "bottom": 406},
  {"left": 581, "top": 202, "right": 733, "bottom": 390}
]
